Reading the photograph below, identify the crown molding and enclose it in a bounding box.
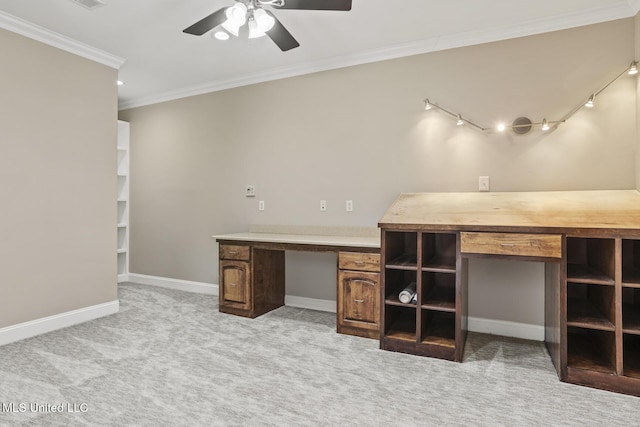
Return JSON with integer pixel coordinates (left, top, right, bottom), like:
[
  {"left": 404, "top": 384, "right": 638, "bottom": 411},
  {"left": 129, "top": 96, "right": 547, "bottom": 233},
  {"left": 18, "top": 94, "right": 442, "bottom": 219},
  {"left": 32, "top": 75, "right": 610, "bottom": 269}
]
[
  {"left": 119, "top": 1, "right": 637, "bottom": 110},
  {"left": 0, "top": 11, "right": 124, "bottom": 69},
  {"left": 627, "top": 0, "right": 640, "bottom": 14}
]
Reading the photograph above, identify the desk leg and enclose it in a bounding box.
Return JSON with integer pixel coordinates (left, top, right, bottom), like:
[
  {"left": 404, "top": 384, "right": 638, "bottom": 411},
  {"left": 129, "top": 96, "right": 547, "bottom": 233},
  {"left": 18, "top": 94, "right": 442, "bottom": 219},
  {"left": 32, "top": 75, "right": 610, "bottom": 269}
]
[
  {"left": 252, "top": 249, "right": 286, "bottom": 317},
  {"left": 545, "top": 261, "right": 563, "bottom": 379}
]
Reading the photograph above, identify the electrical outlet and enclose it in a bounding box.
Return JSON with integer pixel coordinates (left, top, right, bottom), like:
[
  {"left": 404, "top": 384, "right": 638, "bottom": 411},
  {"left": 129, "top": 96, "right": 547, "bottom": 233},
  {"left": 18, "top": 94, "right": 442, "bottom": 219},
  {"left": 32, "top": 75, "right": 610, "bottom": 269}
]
[
  {"left": 320, "top": 200, "right": 327, "bottom": 211},
  {"left": 245, "top": 185, "right": 255, "bottom": 197},
  {"left": 479, "top": 176, "right": 490, "bottom": 192},
  {"left": 346, "top": 200, "right": 353, "bottom": 212},
  {"left": 258, "top": 200, "right": 265, "bottom": 211}
]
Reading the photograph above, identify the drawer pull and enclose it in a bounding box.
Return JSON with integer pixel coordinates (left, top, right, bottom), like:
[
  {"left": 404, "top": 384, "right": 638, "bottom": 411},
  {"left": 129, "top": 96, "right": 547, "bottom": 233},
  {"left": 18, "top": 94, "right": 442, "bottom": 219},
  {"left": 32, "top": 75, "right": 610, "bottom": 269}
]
[
  {"left": 354, "top": 299, "right": 365, "bottom": 303},
  {"left": 354, "top": 261, "right": 365, "bottom": 265},
  {"left": 500, "top": 243, "right": 516, "bottom": 247},
  {"left": 229, "top": 283, "right": 237, "bottom": 287},
  {"left": 228, "top": 251, "right": 238, "bottom": 254}
]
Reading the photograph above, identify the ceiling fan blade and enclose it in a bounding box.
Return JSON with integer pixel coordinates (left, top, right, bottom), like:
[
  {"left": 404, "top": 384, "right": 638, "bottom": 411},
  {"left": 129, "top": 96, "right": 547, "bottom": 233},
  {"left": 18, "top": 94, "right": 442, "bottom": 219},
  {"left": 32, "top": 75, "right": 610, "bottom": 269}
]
[
  {"left": 183, "top": 8, "right": 227, "bottom": 36},
  {"left": 266, "top": 15, "right": 300, "bottom": 51},
  {"left": 273, "top": 0, "right": 352, "bottom": 10}
]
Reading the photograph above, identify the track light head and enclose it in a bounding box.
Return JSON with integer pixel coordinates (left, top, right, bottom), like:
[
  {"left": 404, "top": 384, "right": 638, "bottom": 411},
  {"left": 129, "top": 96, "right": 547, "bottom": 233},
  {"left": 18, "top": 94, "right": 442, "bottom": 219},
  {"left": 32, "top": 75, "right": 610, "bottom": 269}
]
[
  {"left": 541, "top": 119, "right": 550, "bottom": 131},
  {"left": 585, "top": 94, "right": 595, "bottom": 108}
]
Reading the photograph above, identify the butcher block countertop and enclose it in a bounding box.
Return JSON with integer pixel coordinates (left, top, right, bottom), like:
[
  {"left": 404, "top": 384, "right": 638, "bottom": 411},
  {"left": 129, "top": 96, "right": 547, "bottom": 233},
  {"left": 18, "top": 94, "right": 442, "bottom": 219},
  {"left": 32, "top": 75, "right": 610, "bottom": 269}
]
[{"left": 378, "top": 190, "right": 640, "bottom": 235}]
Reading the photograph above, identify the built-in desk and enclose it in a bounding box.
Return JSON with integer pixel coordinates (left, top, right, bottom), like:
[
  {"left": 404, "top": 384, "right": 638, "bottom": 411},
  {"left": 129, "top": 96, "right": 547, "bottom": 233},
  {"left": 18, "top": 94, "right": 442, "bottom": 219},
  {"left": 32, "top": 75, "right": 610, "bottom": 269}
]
[
  {"left": 378, "top": 190, "right": 640, "bottom": 397},
  {"left": 214, "top": 225, "right": 381, "bottom": 338}
]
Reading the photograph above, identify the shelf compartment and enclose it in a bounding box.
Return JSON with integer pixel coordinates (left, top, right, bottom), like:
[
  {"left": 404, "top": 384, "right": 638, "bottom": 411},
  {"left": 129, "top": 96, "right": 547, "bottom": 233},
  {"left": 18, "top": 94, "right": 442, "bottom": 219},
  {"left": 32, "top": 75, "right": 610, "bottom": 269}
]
[
  {"left": 384, "top": 305, "right": 416, "bottom": 342},
  {"left": 622, "top": 239, "right": 640, "bottom": 286},
  {"left": 566, "top": 282, "right": 615, "bottom": 331},
  {"left": 422, "top": 232, "right": 456, "bottom": 272},
  {"left": 421, "top": 271, "right": 456, "bottom": 312},
  {"left": 566, "top": 237, "right": 615, "bottom": 284},
  {"left": 117, "top": 252, "right": 127, "bottom": 275},
  {"left": 117, "top": 227, "right": 127, "bottom": 250},
  {"left": 384, "top": 231, "right": 417, "bottom": 269},
  {"left": 384, "top": 269, "right": 417, "bottom": 306},
  {"left": 567, "top": 327, "right": 616, "bottom": 374},
  {"left": 117, "top": 202, "right": 126, "bottom": 224},
  {"left": 623, "top": 287, "right": 640, "bottom": 334},
  {"left": 420, "top": 310, "right": 455, "bottom": 348},
  {"left": 386, "top": 254, "right": 418, "bottom": 270},
  {"left": 117, "top": 175, "right": 128, "bottom": 199},
  {"left": 624, "top": 334, "right": 640, "bottom": 379}
]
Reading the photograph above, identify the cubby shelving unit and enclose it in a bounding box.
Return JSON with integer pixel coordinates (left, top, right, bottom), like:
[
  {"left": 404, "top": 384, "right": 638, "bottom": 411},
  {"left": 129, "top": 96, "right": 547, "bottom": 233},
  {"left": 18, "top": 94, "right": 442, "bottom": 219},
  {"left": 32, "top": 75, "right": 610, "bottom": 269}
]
[
  {"left": 622, "top": 239, "right": 640, "bottom": 380},
  {"left": 565, "top": 238, "right": 617, "bottom": 375},
  {"left": 381, "top": 230, "right": 466, "bottom": 361},
  {"left": 117, "top": 120, "right": 130, "bottom": 283},
  {"left": 378, "top": 190, "right": 640, "bottom": 397},
  {"left": 560, "top": 236, "right": 640, "bottom": 393}
]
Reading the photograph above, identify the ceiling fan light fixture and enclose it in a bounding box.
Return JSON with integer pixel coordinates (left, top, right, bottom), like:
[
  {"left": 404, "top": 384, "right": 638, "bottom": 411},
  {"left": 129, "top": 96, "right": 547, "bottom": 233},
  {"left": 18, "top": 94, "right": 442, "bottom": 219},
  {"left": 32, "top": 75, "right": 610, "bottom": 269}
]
[
  {"left": 248, "top": 17, "right": 265, "bottom": 39},
  {"left": 254, "top": 9, "right": 275, "bottom": 32},
  {"left": 221, "top": 3, "right": 247, "bottom": 36},
  {"left": 226, "top": 2, "right": 247, "bottom": 25}
]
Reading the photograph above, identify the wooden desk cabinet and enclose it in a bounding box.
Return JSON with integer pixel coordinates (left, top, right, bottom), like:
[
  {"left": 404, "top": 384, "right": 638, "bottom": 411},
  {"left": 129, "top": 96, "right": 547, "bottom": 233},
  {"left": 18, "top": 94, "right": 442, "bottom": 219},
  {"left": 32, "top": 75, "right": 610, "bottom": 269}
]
[
  {"left": 215, "top": 230, "right": 380, "bottom": 330},
  {"left": 337, "top": 252, "right": 380, "bottom": 338},
  {"left": 379, "top": 190, "right": 640, "bottom": 397},
  {"left": 219, "top": 244, "right": 285, "bottom": 318}
]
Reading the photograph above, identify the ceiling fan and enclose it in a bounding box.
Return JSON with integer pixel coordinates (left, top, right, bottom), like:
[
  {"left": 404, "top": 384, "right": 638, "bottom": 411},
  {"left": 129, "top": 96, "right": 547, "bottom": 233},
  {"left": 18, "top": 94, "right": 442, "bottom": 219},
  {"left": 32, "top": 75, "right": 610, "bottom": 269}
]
[{"left": 183, "top": 0, "right": 352, "bottom": 52}]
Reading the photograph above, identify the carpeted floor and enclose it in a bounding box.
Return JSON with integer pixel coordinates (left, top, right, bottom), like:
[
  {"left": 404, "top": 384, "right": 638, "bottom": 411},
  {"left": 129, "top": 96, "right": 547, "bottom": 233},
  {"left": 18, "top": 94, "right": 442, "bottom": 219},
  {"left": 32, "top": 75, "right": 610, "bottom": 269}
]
[{"left": 0, "top": 283, "right": 637, "bottom": 426}]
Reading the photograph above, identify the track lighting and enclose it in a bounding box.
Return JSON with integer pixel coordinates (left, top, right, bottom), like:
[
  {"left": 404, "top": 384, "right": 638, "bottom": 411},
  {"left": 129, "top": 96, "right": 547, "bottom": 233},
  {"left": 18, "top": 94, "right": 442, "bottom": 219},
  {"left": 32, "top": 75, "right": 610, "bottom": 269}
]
[
  {"left": 422, "top": 60, "right": 637, "bottom": 133},
  {"left": 585, "top": 94, "right": 595, "bottom": 108},
  {"left": 541, "top": 119, "right": 550, "bottom": 131}
]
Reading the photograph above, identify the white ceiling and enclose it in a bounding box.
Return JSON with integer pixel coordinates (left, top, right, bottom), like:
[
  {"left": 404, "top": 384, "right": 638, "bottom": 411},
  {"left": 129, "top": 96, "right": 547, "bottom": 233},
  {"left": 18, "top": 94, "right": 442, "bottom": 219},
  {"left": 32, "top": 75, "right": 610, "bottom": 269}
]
[{"left": 1, "top": 0, "right": 639, "bottom": 109}]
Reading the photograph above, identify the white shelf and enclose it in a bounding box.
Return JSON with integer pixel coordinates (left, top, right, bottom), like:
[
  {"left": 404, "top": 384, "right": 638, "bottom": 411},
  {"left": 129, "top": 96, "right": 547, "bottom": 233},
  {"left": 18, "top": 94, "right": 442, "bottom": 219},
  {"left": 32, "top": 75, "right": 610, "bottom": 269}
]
[{"left": 117, "top": 120, "right": 130, "bottom": 283}]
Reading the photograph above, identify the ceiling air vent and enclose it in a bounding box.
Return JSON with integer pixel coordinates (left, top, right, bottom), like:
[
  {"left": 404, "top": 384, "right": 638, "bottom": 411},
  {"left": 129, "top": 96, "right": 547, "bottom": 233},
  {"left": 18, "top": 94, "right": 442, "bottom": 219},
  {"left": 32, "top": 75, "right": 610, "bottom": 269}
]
[{"left": 69, "top": 0, "right": 106, "bottom": 10}]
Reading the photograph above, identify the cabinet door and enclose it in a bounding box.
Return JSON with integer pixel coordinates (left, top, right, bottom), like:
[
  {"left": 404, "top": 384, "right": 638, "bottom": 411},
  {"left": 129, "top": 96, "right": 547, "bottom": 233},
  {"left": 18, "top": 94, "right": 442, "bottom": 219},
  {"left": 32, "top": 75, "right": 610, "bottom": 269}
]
[
  {"left": 220, "top": 260, "right": 251, "bottom": 310},
  {"left": 338, "top": 270, "right": 380, "bottom": 333}
]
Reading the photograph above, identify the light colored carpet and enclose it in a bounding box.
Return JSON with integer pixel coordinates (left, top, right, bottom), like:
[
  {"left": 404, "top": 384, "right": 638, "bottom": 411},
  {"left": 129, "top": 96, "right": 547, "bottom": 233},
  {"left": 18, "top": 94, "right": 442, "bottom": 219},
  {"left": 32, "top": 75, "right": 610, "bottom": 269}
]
[{"left": 0, "top": 283, "right": 637, "bottom": 426}]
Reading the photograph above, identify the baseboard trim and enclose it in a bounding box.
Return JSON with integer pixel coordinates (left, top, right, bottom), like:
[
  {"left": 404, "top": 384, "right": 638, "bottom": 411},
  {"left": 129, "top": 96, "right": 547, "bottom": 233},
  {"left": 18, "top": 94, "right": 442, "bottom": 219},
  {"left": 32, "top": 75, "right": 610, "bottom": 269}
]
[
  {"left": 284, "top": 295, "right": 336, "bottom": 313},
  {"left": 0, "top": 300, "right": 119, "bottom": 347},
  {"left": 127, "top": 273, "right": 218, "bottom": 295},
  {"left": 124, "top": 275, "right": 543, "bottom": 340},
  {"left": 468, "top": 316, "right": 544, "bottom": 341}
]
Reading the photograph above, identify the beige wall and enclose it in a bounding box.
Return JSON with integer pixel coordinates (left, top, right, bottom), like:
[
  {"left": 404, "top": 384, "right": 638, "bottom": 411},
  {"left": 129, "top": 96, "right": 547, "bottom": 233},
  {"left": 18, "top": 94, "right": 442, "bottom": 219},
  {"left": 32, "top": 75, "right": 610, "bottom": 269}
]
[
  {"left": 0, "top": 29, "right": 118, "bottom": 328},
  {"left": 637, "top": 13, "right": 640, "bottom": 191},
  {"left": 120, "top": 19, "right": 636, "bottom": 327}
]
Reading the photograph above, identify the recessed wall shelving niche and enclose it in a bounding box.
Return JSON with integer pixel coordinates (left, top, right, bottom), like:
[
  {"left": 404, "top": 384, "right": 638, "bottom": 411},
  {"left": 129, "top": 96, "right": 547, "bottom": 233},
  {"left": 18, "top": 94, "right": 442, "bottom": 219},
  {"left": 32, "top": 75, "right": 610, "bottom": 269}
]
[{"left": 117, "top": 120, "right": 130, "bottom": 283}]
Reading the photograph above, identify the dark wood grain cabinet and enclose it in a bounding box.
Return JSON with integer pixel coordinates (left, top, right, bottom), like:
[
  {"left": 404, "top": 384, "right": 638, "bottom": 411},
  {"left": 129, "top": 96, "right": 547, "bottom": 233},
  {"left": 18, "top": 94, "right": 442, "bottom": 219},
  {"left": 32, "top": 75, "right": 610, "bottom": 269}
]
[
  {"left": 218, "top": 244, "right": 284, "bottom": 318},
  {"left": 381, "top": 231, "right": 465, "bottom": 361},
  {"left": 378, "top": 191, "right": 640, "bottom": 397},
  {"left": 220, "top": 260, "right": 251, "bottom": 310},
  {"left": 337, "top": 252, "right": 380, "bottom": 338}
]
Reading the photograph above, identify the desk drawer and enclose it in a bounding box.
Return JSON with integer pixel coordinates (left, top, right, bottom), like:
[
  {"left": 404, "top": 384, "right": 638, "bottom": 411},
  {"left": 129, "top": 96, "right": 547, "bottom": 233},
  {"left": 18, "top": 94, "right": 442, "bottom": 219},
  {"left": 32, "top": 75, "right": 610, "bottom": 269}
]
[
  {"left": 339, "top": 252, "right": 380, "bottom": 272},
  {"left": 460, "top": 232, "right": 562, "bottom": 259},
  {"left": 220, "top": 244, "right": 251, "bottom": 261}
]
